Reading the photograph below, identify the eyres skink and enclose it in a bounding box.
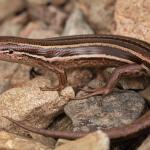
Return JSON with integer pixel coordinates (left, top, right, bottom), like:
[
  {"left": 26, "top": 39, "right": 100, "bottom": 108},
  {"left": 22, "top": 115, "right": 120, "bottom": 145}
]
[
  {"left": 1, "top": 34, "right": 150, "bottom": 140},
  {"left": 0, "top": 34, "right": 149, "bottom": 98}
]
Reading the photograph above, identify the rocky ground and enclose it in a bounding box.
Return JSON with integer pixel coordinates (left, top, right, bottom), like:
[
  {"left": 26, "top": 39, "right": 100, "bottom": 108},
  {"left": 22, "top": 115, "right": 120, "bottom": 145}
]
[{"left": 0, "top": 0, "right": 150, "bottom": 150}]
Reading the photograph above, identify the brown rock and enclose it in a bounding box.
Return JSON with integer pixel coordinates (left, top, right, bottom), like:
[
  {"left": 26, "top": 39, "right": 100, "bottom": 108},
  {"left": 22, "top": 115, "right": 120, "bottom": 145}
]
[
  {"left": 55, "top": 130, "right": 110, "bottom": 150},
  {"left": 28, "top": 5, "right": 67, "bottom": 31},
  {"left": 27, "top": 0, "right": 49, "bottom": 5},
  {"left": 119, "top": 76, "right": 146, "bottom": 90},
  {"left": 51, "top": 0, "right": 67, "bottom": 6},
  {"left": 76, "top": 0, "right": 116, "bottom": 33},
  {"left": 67, "top": 69, "right": 93, "bottom": 89},
  {"left": 30, "top": 133, "right": 56, "bottom": 149},
  {"left": 10, "top": 64, "right": 32, "bottom": 88},
  {"left": 0, "top": 0, "right": 25, "bottom": 21},
  {"left": 20, "top": 21, "right": 59, "bottom": 38},
  {"left": 0, "top": 131, "right": 52, "bottom": 150},
  {"left": 0, "top": 61, "right": 19, "bottom": 94},
  {"left": 0, "top": 13, "right": 27, "bottom": 36},
  {"left": 115, "top": 0, "right": 150, "bottom": 42},
  {"left": 140, "top": 86, "right": 150, "bottom": 102},
  {"left": 0, "top": 77, "right": 74, "bottom": 136}
]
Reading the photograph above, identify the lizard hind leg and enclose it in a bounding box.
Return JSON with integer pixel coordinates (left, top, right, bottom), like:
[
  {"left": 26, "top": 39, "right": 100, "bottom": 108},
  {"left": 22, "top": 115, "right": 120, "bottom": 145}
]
[{"left": 74, "top": 64, "right": 144, "bottom": 100}]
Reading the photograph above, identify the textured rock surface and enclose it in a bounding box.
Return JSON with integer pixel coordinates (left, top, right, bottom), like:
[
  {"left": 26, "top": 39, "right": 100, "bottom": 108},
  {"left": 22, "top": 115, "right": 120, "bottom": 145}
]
[
  {"left": 0, "top": 77, "right": 74, "bottom": 135},
  {"left": 55, "top": 130, "right": 110, "bottom": 150},
  {"left": 65, "top": 91, "right": 145, "bottom": 131},
  {"left": 0, "top": 131, "right": 52, "bottom": 150},
  {"left": 115, "top": 0, "right": 150, "bottom": 42}
]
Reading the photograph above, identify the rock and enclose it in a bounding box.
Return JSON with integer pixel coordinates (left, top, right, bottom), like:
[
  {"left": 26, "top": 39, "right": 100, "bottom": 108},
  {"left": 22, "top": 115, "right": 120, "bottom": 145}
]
[
  {"left": 0, "top": 131, "right": 52, "bottom": 150},
  {"left": 49, "top": 115, "right": 73, "bottom": 131},
  {"left": 55, "top": 130, "right": 110, "bottom": 150},
  {"left": 27, "top": 0, "right": 49, "bottom": 5},
  {"left": 51, "top": 0, "right": 67, "bottom": 6},
  {"left": 0, "top": 61, "right": 19, "bottom": 94},
  {"left": 55, "top": 139, "right": 71, "bottom": 147},
  {"left": 137, "top": 135, "right": 150, "bottom": 150},
  {"left": 10, "top": 64, "right": 32, "bottom": 88},
  {"left": 20, "top": 21, "right": 59, "bottom": 38},
  {"left": 115, "top": 0, "right": 150, "bottom": 42},
  {"left": 67, "top": 69, "right": 93, "bottom": 90},
  {"left": 119, "top": 76, "right": 146, "bottom": 90},
  {"left": 76, "top": 0, "right": 115, "bottom": 33},
  {"left": 28, "top": 5, "right": 67, "bottom": 31},
  {"left": 62, "top": 8, "right": 94, "bottom": 35},
  {"left": 0, "top": 0, "right": 25, "bottom": 21},
  {"left": 30, "top": 133, "right": 56, "bottom": 149},
  {"left": 0, "top": 77, "right": 75, "bottom": 136},
  {"left": 46, "top": 6, "right": 67, "bottom": 31},
  {"left": 65, "top": 91, "right": 145, "bottom": 132},
  {"left": 0, "top": 13, "right": 27, "bottom": 36},
  {"left": 63, "top": 0, "right": 75, "bottom": 13},
  {"left": 140, "top": 86, "right": 150, "bottom": 102}
]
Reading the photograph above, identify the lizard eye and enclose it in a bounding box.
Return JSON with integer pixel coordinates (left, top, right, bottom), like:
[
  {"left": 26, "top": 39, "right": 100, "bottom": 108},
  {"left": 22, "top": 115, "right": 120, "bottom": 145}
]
[{"left": 8, "top": 50, "right": 14, "bottom": 54}]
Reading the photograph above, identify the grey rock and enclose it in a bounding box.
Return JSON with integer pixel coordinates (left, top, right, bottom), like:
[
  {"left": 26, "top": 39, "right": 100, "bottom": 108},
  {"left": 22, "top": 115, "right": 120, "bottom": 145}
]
[
  {"left": 62, "top": 8, "right": 94, "bottom": 35},
  {"left": 65, "top": 91, "right": 145, "bottom": 132}
]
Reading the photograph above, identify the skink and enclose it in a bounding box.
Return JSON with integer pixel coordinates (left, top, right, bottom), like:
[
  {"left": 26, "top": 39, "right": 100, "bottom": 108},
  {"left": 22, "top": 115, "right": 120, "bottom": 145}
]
[
  {"left": 1, "top": 34, "right": 150, "bottom": 140},
  {"left": 0, "top": 34, "right": 149, "bottom": 98}
]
